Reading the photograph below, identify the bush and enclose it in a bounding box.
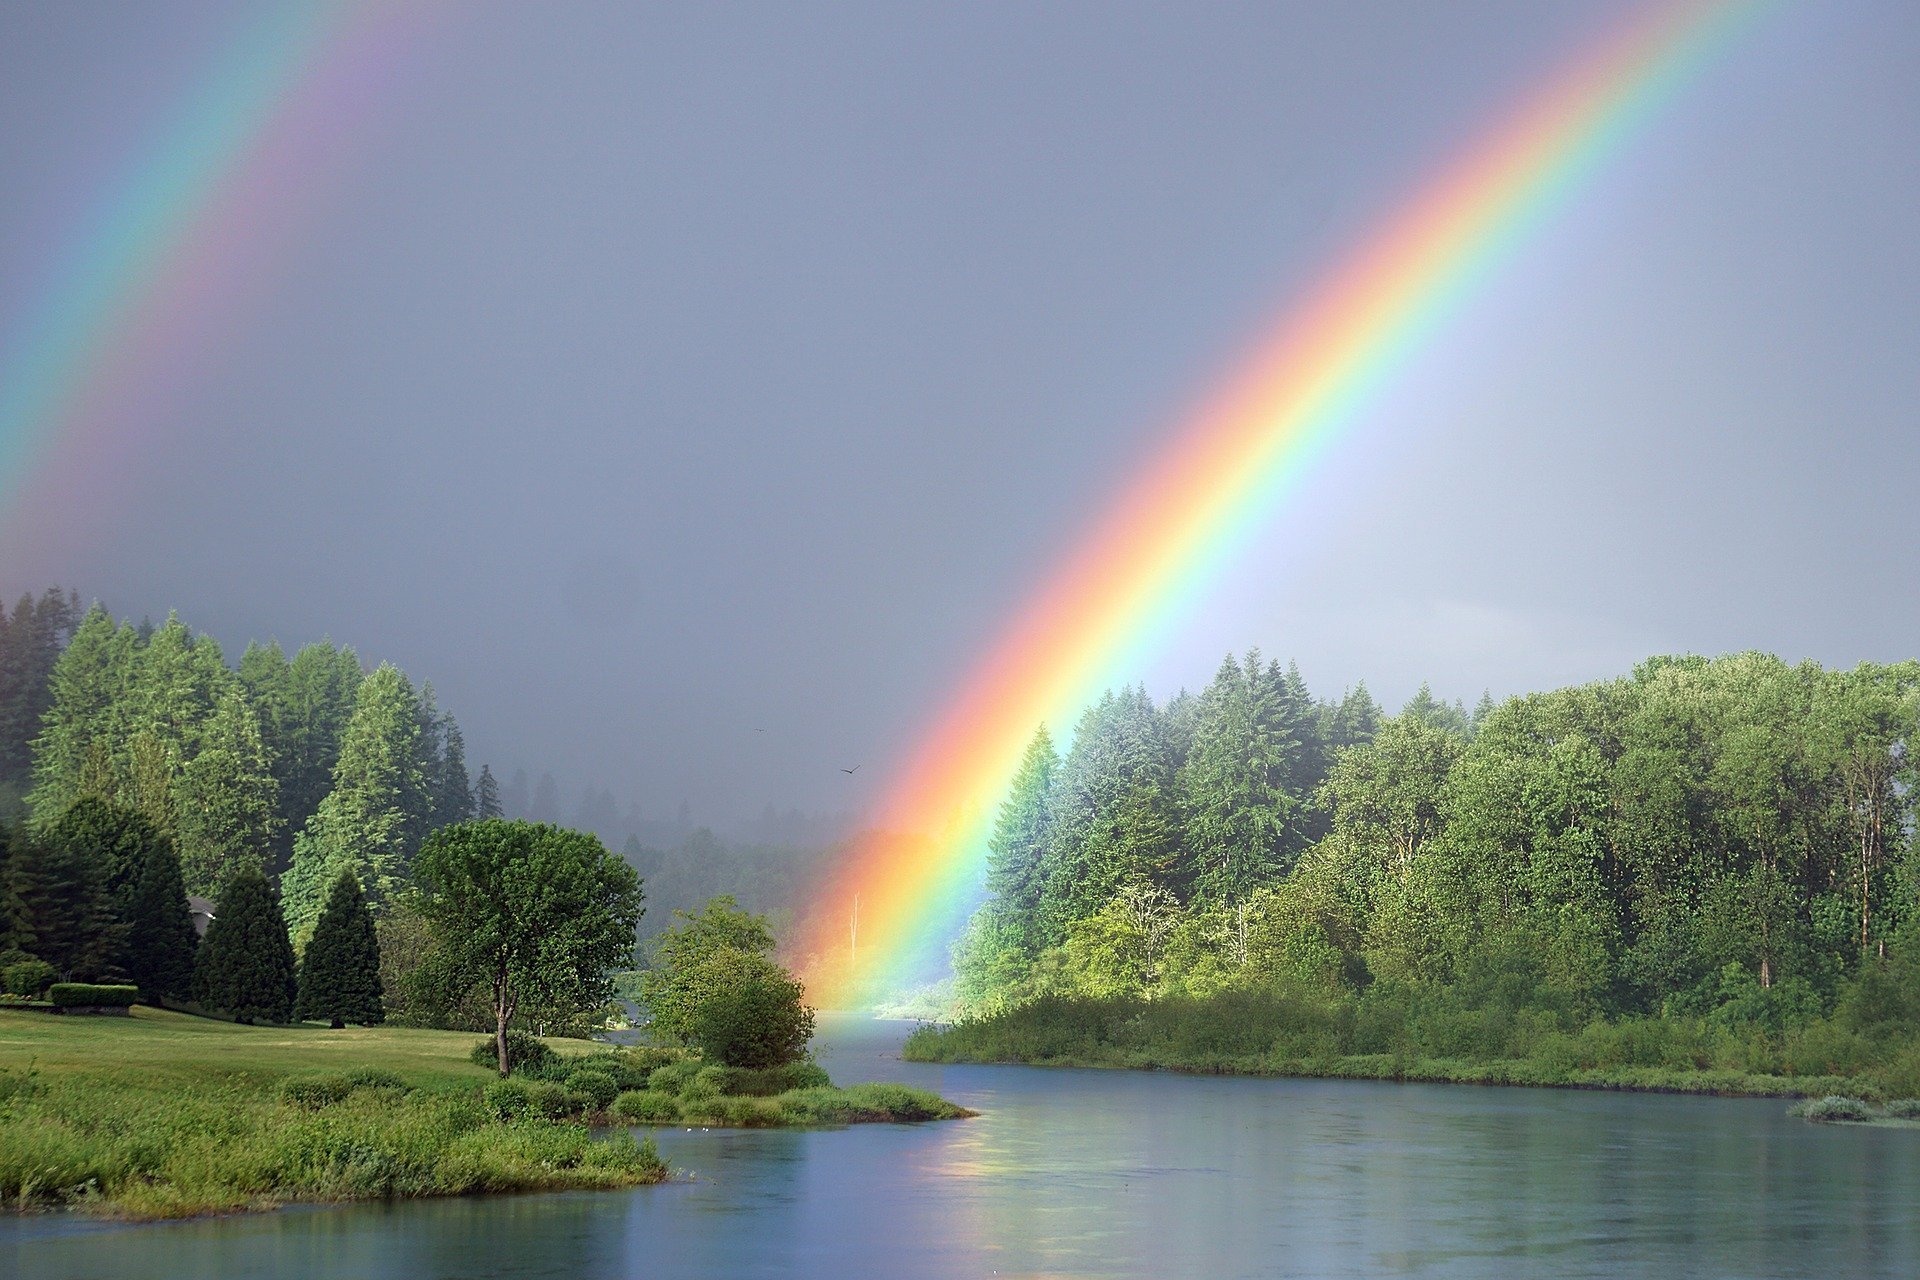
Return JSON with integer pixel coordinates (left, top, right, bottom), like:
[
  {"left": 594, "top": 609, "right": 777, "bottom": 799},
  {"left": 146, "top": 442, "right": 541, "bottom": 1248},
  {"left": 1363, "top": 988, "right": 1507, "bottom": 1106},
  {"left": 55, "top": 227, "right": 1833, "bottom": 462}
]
[
  {"left": 47, "top": 984, "right": 139, "bottom": 1009},
  {"left": 483, "top": 1078, "right": 534, "bottom": 1120},
  {"left": 646, "top": 1062, "right": 703, "bottom": 1096},
  {"left": 610, "top": 1090, "right": 681, "bottom": 1123},
  {"left": 700, "top": 1062, "right": 832, "bottom": 1096},
  {"left": 280, "top": 1074, "right": 354, "bottom": 1109},
  {"left": 688, "top": 960, "right": 815, "bottom": 1069},
  {"left": 1790, "top": 1095, "right": 1874, "bottom": 1123},
  {"left": 1883, "top": 1098, "right": 1920, "bottom": 1119},
  {"left": 564, "top": 1068, "right": 619, "bottom": 1111},
  {"left": 2, "top": 959, "right": 57, "bottom": 999},
  {"left": 468, "top": 1031, "right": 556, "bottom": 1075},
  {"left": 343, "top": 1067, "right": 408, "bottom": 1092},
  {"left": 524, "top": 1080, "right": 579, "bottom": 1119}
]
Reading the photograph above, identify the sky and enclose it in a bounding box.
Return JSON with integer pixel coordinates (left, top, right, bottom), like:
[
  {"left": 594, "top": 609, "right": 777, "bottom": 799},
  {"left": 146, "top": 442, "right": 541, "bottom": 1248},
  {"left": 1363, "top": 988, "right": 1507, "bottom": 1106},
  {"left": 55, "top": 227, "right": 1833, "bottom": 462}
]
[{"left": 2, "top": 1, "right": 1917, "bottom": 831}]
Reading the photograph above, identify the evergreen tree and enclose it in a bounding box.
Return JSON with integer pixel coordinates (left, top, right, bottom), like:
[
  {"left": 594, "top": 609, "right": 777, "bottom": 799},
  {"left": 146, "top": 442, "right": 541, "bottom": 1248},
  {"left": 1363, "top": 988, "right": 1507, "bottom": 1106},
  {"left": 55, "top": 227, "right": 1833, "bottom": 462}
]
[
  {"left": 294, "top": 869, "right": 384, "bottom": 1027},
  {"left": 982, "top": 726, "right": 1060, "bottom": 937},
  {"left": 0, "top": 588, "right": 80, "bottom": 807},
  {"left": 531, "top": 772, "right": 560, "bottom": 823},
  {"left": 431, "top": 713, "right": 474, "bottom": 829},
  {"left": 192, "top": 864, "right": 297, "bottom": 1023},
  {"left": 474, "top": 764, "right": 504, "bottom": 820},
  {"left": 174, "top": 690, "right": 281, "bottom": 896},
  {"left": 27, "top": 606, "right": 137, "bottom": 828},
  {"left": 1179, "top": 652, "right": 1307, "bottom": 904},
  {"left": 275, "top": 642, "right": 365, "bottom": 842},
  {"left": 121, "top": 829, "right": 199, "bottom": 1004},
  {"left": 1323, "top": 682, "right": 1382, "bottom": 752},
  {"left": 282, "top": 664, "right": 425, "bottom": 941},
  {"left": 504, "top": 768, "right": 530, "bottom": 818},
  {"left": 6, "top": 823, "right": 119, "bottom": 979}
]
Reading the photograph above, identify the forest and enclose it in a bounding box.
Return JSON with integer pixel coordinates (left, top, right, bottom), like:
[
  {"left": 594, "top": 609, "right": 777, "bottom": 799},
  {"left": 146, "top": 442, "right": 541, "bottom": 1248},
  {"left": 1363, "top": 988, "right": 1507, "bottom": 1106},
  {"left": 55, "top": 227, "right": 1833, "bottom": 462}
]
[{"left": 922, "top": 648, "right": 1920, "bottom": 1091}]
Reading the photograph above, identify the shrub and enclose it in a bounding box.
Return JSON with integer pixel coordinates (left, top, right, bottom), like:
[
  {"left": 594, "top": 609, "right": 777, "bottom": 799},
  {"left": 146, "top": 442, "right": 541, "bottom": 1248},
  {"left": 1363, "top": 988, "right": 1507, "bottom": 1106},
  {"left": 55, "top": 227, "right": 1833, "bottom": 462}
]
[
  {"left": 610, "top": 1090, "right": 681, "bottom": 1123},
  {"left": 564, "top": 1068, "right": 619, "bottom": 1111},
  {"left": 524, "top": 1080, "right": 578, "bottom": 1119},
  {"left": 682, "top": 1066, "right": 730, "bottom": 1102},
  {"left": 647, "top": 1061, "right": 703, "bottom": 1096},
  {"left": 702, "top": 1061, "right": 832, "bottom": 1096},
  {"left": 280, "top": 1074, "right": 354, "bottom": 1109},
  {"left": 2, "top": 959, "right": 57, "bottom": 999},
  {"left": 688, "top": 959, "right": 815, "bottom": 1068},
  {"left": 1883, "top": 1098, "right": 1920, "bottom": 1119},
  {"left": 344, "top": 1067, "right": 408, "bottom": 1092},
  {"left": 468, "top": 1031, "right": 556, "bottom": 1075},
  {"left": 484, "top": 1078, "right": 534, "bottom": 1120},
  {"left": 47, "top": 984, "right": 139, "bottom": 1009},
  {"left": 1790, "top": 1095, "right": 1874, "bottom": 1123}
]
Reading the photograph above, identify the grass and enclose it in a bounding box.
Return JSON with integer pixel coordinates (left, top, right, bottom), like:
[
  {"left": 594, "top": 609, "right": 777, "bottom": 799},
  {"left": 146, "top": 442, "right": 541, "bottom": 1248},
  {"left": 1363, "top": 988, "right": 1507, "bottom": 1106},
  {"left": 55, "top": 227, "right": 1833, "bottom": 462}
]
[
  {"left": 903, "top": 990, "right": 1920, "bottom": 1102},
  {"left": 610, "top": 1079, "right": 971, "bottom": 1127},
  {"left": 0, "top": 1008, "right": 664, "bottom": 1219}
]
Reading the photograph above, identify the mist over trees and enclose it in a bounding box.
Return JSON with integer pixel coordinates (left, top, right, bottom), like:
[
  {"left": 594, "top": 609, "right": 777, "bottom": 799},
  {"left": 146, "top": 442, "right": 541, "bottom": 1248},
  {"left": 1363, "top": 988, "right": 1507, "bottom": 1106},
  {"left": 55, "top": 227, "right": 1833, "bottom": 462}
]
[{"left": 958, "top": 651, "right": 1920, "bottom": 1034}]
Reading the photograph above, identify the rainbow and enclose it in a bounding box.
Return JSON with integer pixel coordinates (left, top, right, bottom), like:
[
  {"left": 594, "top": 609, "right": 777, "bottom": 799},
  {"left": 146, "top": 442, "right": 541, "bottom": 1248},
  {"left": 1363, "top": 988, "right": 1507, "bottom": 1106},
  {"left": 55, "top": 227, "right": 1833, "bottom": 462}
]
[
  {"left": 804, "top": 0, "right": 1768, "bottom": 1007},
  {"left": 0, "top": 2, "right": 431, "bottom": 541}
]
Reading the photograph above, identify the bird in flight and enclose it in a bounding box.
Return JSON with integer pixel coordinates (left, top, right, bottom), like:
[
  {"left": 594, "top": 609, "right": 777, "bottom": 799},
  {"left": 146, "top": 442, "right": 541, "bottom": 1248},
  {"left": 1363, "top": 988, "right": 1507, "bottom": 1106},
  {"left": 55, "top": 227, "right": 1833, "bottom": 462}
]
[{"left": 840, "top": 765, "right": 860, "bottom": 775}]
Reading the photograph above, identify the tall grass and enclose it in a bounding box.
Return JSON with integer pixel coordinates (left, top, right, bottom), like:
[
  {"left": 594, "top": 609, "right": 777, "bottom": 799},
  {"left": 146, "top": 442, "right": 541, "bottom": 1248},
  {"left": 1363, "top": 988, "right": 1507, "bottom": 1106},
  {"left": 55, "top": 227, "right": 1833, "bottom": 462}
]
[{"left": 904, "top": 985, "right": 1920, "bottom": 1101}]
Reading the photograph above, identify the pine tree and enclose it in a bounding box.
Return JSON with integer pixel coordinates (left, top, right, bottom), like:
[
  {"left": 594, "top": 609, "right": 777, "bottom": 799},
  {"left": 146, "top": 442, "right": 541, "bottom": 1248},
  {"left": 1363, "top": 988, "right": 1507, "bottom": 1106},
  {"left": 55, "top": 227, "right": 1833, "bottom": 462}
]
[
  {"left": 6, "top": 822, "right": 120, "bottom": 979},
  {"left": 981, "top": 726, "right": 1059, "bottom": 949},
  {"left": 192, "top": 864, "right": 297, "bottom": 1023},
  {"left": 504, "top": 768, "right": 530, "bottom": 818},
  {"left": 174, "top": 690, "right": 281, "bottom": 895},
  {"left": 432, "top": 714, "right": 474, "bottom": 829},
  {"left": 122, "top": 830, "right": 199, "bottom": 1004},
  {"left": 27, "top": 606, "right": 137, "bottom": 828},
  {"left": 282, "top": 664, "right": 424, "bottom": 942},
  {"left": 531, "top": 772, "right": 560, "bottom": 823},
  {"left": 473, "top": 764, "right": 503, "bottom": 820},
  {"left": 293, "top": 869, "right": 383, "bottom": 1027},
  {"left": 276, "top": 642, "right": 365, "bottom": 840},
  {"left": 1323, "top": 682, "right": 1383, "bottom": 752},
  {"left": 1178, "top": 652, "right": 1305, "bottom": 905},
  {"left": 0, "top": 588, "right": 80, "bottom": 803}
]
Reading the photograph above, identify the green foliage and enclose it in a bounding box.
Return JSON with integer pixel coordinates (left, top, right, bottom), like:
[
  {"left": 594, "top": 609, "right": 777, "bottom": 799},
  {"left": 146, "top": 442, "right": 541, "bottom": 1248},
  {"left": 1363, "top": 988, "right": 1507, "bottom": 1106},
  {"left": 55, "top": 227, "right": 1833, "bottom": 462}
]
[
  {"left": 686, "top": 950, "right": 815, "bottom": 1068},
  {"left": 415, "top": 820, "right": 644, "bottom": 1074},
  {"left": 0, "top": 589, "right": 80, "bottom": 811},
  {"left": 279, "top": 1073, "right": 355, "bottom": 1108},
  {"left": 563, "top": 1067, "right": 620, "bottom": 1110},
  {"left": 192, "top": 864, "right": 298, "bottom": 1024},
  {"left": 483, "top": 1077, "right": 534, "bottom": 1119},
  {"left": 295, "top": 870, "right": 384, "bottom": 1027},
  {"left": 1789, "top": 1095, "right": 1874, "bottom": 1122},
  {"left": 468, "top": 1030, "right": 556, "bottom": 1075},
  {"left": 637, "top": 894, "right": 777, "bottom": 1042},
  {"left": 284, "top": 664, "right": 428, "bottom": 942},
  {"left": 173, "top": 690, "right": 280, "bottom": 896},
  {"left": 47, "top": 982, "right": 139, "bottom": 1007},
  {"left": 3, "top": 958, "right": 56, "bottom": 997},
  {"left": 8, "top": 809, "right": 121, "bottom": 980},
  {"left": 610, "top": 1089, "right": 681, "bottom": 1122}
]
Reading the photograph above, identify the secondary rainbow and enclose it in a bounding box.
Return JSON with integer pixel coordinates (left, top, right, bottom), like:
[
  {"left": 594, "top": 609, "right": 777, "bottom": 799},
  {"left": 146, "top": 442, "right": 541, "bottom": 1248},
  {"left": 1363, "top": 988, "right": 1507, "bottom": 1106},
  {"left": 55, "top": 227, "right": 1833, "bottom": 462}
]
[
  {"left": 804, "top": 0, "right": 1768, "bottom": 1007},
  {"left": 0, "top": 2, "right": 429, "bottom": 541}
]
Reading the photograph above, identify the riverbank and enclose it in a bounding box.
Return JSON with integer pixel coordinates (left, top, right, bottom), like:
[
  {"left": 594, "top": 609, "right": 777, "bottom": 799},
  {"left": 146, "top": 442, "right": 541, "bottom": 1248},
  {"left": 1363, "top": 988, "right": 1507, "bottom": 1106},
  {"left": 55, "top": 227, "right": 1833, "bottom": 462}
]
[
  {"left": 0, "top": 1008, "right": 968, "bottom": 1219},
  {"left": 0, "top": 1008, "right": 669, "bottom": 1219},
  {"left": 903, "top": 992, "right": 1920, "bottom": 1101}
]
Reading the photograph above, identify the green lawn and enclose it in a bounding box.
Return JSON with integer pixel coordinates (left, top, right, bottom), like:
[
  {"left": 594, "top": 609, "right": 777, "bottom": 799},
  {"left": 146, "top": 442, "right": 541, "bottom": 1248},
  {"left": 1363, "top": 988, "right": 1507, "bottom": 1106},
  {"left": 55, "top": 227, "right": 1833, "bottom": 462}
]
[
  {"left": 0, "top": 1006, "right": 589, "bottom": 1086},
  {"left": 0, "top": 1008, "right": 662, "bottom": 1219}
]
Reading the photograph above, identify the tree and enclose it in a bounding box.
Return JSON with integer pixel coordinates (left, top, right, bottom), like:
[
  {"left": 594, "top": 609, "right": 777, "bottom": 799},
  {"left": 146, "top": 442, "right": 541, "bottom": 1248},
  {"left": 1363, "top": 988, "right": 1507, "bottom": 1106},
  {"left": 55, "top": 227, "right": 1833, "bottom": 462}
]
[
  {"left": 638, "top": 895, "right": 779, "bottom": 1043},
  {"left": 192, "top": 864, "right": 298, "bottom": 1023},
  {"left": 413, "top": 820, "right": 644, "bottom": 1075},
  {"left": 274, "top": 642, "right": 365, "bottom": 843},
  {"left": 173, "top": 690, "right": 280, "bottom": 895},
  {"left": 1179, "top": 651, "right": 1308, "bottom": 904},
  {"left": 294, "top": 870, "right": 384, "bottom": 1027},
  {"left": 283, "top": 664, "right": 425, "bottom": 941},
  {"left": 7, "top": 815, "right": 120, "bottom": 980},
  {"left": 27, "top": 606, "right": 137, "bottom": 828},
  {"left": 977, "top": 726, "right": 1058, "bottom": 956},
  {"left": 0, "top": 588, "right": 80, "bottom": 809},
  {"left": 473, "top": 765, "right": 504, "bottom": 820},
  {"left": 686, "top": 948, "right": 815, "bottom": 1068},
  {"left": 121, "top": 828, "right": 199, "bottom": 1004}
]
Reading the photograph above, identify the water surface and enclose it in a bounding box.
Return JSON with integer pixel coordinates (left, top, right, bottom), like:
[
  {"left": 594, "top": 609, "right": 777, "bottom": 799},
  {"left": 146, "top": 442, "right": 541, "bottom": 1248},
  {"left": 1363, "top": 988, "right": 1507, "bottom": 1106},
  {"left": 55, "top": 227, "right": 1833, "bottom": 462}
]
[{"left": 8, "top": 1015, "right": 1915, "bottom": 1278}]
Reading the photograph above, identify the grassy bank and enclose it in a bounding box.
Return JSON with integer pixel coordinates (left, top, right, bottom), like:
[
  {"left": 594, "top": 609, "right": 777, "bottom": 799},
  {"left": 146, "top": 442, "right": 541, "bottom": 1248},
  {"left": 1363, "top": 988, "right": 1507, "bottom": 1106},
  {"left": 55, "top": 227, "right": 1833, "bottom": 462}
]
[
  {"left": 903, "top": 990, "right": 1920, "bottom": 1101},
  {"left": 0, "top": 1008, "right": 664, "bottom": 1218}
]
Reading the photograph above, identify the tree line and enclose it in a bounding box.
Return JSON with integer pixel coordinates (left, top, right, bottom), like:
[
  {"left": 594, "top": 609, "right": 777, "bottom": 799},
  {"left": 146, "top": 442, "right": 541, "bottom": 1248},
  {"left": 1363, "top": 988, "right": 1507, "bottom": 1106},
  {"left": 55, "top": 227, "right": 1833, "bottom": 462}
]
[
  {"left": 8, "top": 596, "right": 515, "bottom": 941},
  {"left": 959, "top": 649, "right": 1920, "bottom": 1028}
]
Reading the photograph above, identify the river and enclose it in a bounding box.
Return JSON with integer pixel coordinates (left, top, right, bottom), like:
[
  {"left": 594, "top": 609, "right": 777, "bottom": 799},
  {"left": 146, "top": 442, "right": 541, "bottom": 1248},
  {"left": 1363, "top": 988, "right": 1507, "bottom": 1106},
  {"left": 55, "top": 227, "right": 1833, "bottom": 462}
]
[{"left": 7, "top": 1014, "right": 1917, "bottom": 1278}]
